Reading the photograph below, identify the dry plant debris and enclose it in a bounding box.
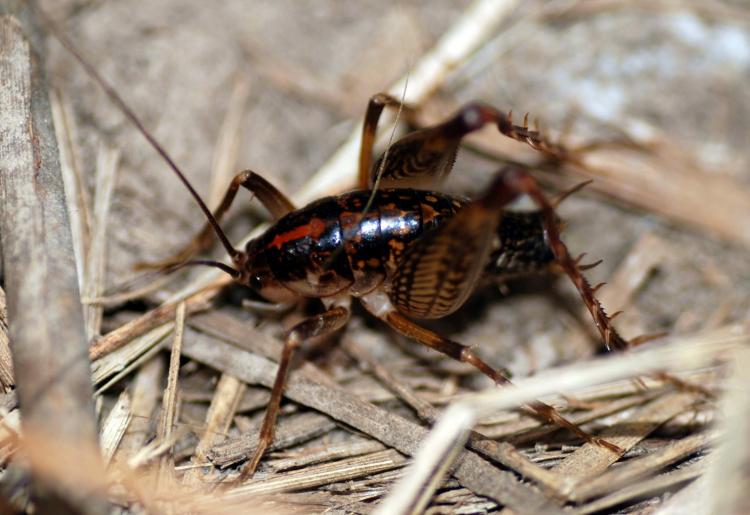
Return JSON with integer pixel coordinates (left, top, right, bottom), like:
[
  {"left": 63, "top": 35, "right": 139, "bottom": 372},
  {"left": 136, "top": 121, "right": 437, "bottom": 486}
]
[{"left": 0, "top": 0, "right": 747, "bottom": 513}]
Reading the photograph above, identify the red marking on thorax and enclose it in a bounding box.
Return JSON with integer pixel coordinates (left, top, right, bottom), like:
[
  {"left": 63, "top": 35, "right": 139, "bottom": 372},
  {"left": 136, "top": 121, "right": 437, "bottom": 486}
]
[{"left": 267, "top": 218, "right": 327, "bottom": 250}]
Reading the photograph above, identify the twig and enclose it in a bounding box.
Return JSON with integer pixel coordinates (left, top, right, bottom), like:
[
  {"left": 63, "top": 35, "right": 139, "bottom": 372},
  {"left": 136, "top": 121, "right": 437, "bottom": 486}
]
[
  {"left": 181, "top": 321, "right": 565, "bottom": 514},
  {"left": 343, "top": 330, "right": 562, "bottom": 496},
  {"left": 189, "top": 311, "right": 338, "bottom": 388},
  {"left": 703, "top": 345, "right": 750, "bottom": 514},
  {"left": 342, "top": 332, "right": 437, "bottom": 423},
  {"left": 92, "top": 322, "right": 173, "bottom": 388},
  {"left": 222, "top": 449, "right": 406, "bottom": 497},
  {"left": 550, "top": 391, "right": 699, "bottom": 496},
  {"left": 89, "top": 277, "right": 228, "bottom": 361},
  {"left": 157, "top": 301, "right": 186, "bottom": 485},
  {"left": 270, "top": 440, "right": 386, "bottom": 472},
  {"left": 377, "top": 325, "right": 744, "bottom": 513},
  {"left": 652, "top": 470, "right": 712, "bottom": 515},
  {"left": 579, "top": 148, "right": 750, "bottom": 249},
  {"left": 443, "top": 101, "right": 750, "bottom": 249},
  {"left": 208, "top": 411, "right": 337, "bottom": 468},
  {"left": 208, "top": 77, "right": 251, "bottom": 209},
  {"left": 492, "top": 389, "right": 660, "bottom": 444},
  {"left": 0, "top": 0, "right": 98, "bottom": 445}
]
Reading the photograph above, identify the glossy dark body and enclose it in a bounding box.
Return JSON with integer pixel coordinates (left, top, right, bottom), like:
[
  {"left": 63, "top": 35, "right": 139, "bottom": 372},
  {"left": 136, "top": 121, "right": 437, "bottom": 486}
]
[
  {"left": 245, "top": 189, "right": 555, "bottom": 301},
  {"left": 246, "top": 189, "right": 462, "bottom": 298}
]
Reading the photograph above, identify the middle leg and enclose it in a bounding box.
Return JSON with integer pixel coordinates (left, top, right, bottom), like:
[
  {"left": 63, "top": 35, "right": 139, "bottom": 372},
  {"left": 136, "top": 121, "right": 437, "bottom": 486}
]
[{"left": 358, "top": 93, "right": 571, "bottom": 191}]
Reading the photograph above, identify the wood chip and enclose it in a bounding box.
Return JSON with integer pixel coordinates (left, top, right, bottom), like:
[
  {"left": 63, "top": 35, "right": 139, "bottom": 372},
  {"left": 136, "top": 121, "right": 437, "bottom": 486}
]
[{"left": 226, "top": 449, "right": 406, "bottom": 497}]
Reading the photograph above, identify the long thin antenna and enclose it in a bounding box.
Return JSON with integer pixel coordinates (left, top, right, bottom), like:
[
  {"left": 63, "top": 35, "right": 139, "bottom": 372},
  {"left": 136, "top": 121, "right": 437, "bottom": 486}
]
[
  {"left": 365, "top": 73, "right": 410, "bottom": 208},
  {"left": 31, "top": 2, "right": 241, "bottom": 262},
  {"left": 163, "top": 259, "right": 240, "bottom": 279}
]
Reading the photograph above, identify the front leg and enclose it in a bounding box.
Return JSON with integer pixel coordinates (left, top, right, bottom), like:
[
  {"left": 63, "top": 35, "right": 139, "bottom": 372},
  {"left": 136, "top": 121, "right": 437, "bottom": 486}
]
[
  {"left": 237, "top": 300, "right": 350, "bottom": 481},
  {"left": 138, "top": 170, "right": 295, "bottom": 270}
]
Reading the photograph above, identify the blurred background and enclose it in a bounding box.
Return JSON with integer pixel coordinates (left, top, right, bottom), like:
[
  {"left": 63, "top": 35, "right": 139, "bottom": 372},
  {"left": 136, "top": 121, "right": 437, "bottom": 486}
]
[{"left": 43, "top": 0, "right": 749, "bottom": 371}]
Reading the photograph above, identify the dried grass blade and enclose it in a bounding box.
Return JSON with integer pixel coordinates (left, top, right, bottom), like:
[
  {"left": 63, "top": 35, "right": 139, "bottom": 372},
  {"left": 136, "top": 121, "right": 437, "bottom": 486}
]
[
  {"left": 83, "top": 144, "right": 119, "bottom": 339},
  {"left": 183, "top": 374, "right": 245, "bottom": 484},
  {"left": 99, "top": 390, "right": 132, "bottom": 464},
  {"left": 50, "top": 88, "right": 91, "bottom": 290},
  {"left": 181, "top": 322, "right": 564, "bottom": 513},
  {"left": 295, "top": 0, "right": 523, "bottom": 205}
]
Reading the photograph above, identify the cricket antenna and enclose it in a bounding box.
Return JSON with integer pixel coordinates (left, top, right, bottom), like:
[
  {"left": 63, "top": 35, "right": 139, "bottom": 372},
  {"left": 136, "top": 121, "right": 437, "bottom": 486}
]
[
  {"left": 30, "top": 2, "right": 241, "bottom": 262},
  {"left": 163, "top": 259, "right": 240, "bottom": 279}
]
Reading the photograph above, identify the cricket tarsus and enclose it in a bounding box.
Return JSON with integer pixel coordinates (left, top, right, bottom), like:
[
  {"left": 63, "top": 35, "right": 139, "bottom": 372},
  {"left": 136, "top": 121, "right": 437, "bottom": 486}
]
[{"left": 40, "top": 0, "right": 637, "bottom": 477}]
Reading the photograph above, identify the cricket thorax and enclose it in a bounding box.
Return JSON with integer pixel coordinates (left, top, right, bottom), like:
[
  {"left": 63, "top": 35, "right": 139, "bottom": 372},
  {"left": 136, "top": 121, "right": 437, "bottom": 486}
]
[{"left": 245, "top": 189, "right": 463, "bottom": 299}]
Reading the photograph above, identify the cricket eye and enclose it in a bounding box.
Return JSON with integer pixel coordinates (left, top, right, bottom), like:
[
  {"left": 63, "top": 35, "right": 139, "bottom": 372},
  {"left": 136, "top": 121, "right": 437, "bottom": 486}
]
[{"left": 249, "top": 274, "right": 263, "bottom": 290}]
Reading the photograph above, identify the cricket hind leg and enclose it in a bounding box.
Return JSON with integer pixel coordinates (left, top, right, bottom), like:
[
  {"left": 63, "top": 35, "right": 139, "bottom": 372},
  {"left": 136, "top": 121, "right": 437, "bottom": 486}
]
[
  {"left": 386, "top": 161, "right": 629, "bottom": 349},
  {"left": 359, "top": 291, "right": 622, "bottom": 453},
  {"left": 237, "top": 301, "right": 351, "bottom": 481},
  {"left": 137, "top": 170, "right": 295, "bottom": 270},
  {"left": 488, "top": 166, "right": 630, "bottom": 351},
  {"left": 359, "top": 94, "right": 571, "bottom": 191}
]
